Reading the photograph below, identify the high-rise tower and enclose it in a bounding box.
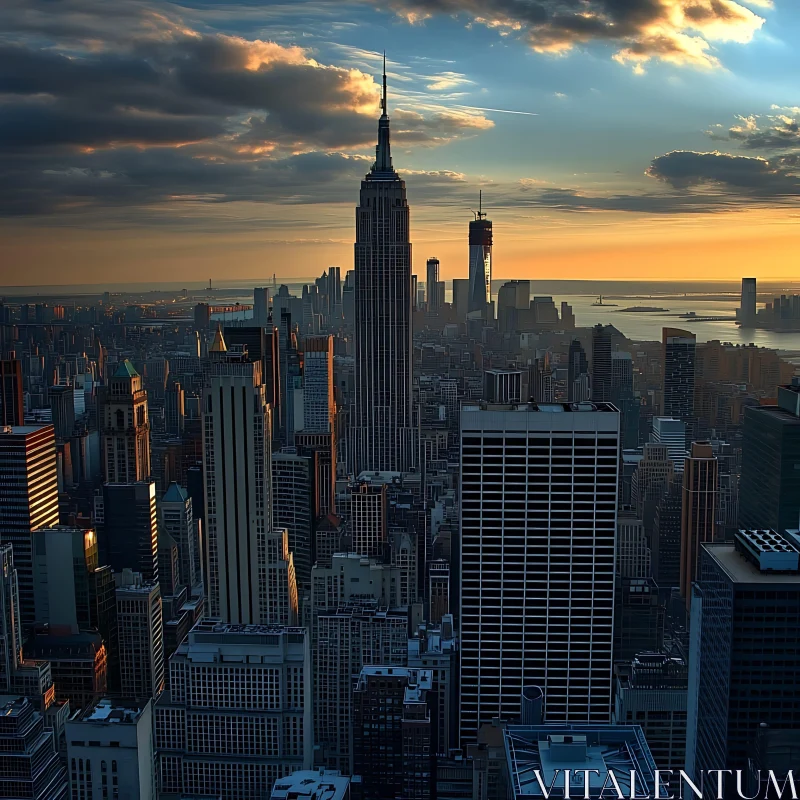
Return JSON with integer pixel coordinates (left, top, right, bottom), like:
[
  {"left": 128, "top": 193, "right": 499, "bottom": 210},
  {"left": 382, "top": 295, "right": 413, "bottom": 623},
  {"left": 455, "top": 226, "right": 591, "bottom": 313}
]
[
  {"left": 351, "top": 57, "right": 416, "bottom": 475},
  {"left": 468, "top": 192, "right": 492, "bottom": 316}
]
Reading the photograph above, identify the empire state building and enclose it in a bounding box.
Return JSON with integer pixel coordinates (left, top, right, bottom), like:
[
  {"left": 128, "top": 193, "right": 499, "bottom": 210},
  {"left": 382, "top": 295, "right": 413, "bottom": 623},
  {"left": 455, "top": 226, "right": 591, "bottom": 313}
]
[{"left": 351, "top": 61, "right": 416, "bottom": 475}]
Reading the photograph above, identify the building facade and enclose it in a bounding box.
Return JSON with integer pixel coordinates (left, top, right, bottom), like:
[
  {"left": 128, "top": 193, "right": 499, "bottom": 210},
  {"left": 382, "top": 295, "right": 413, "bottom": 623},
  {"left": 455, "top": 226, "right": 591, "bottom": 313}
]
[{"left": 459, "top": 402, "right": 619, "bottom": 744}]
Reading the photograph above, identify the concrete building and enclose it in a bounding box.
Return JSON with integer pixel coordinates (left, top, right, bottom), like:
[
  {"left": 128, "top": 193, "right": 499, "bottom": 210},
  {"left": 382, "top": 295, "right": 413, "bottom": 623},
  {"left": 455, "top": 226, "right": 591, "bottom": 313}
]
[
  {"left": 616, "top": 516, "right": 651, "bottom": 579},
  {"left": 314, "top": 601, "right": 408, "bottom": 773},
  {"left": 0, "top": 424, "right": 60, "bottom": 628},
  {"left": 687, "top": 532, "right": 800, "bottom": 782},
  {"left": 0, "top": 543, "right": 22, "bottom": 691},
  {"left": 426, "top": 257, "right": 444, "bottom": 313},
  {"left": 349, "top": 480, "right": 387, "bottom": 559},
  {"left": 115, "top": 570, "right": 164, "bottom": 702},
  {"left": 613, "top": 653, "right": 687, "bottom": 773},
  {"left": 352, "top": 666, "right": 433, "bottom": 800},
  {"left": 264, "top": 530, "right": 299, "bottom": 626},
  {"left": 739, "top": 277, "right": 757, "bottom": 326},
  {"left": 679, "top": 442, "right": 718, "bottom": 609},
  {"left": 155, "top": 621, "right": 312, "bottom": 800},
  {"left": 202, "top": 355, "right": 272, "bottom": 624},
  {"left": 302, "top": 335, "right": 335, "bottom": 434},
  {"left": 459, "top": 402, "right": 619, "bottom": 743},
  {"left": 427, "top": 559, "right": 450, "bottom": 624},
  {"left": 0, "top": 697, "right": 68, "bottom": 800},
  {"left": 567, "top": 339, "right": 589, "bottom": 403},
  {"left": 0, "top": 357, "right": 24, "bottom": 426},
  {"left": 101, "top": 360, "right": 151, "bottom": 483},
  {"left": 66, "top": 699, "right": 154, "bottom": 800},
  {"left": 483, "top": 370, "right": 522, "bottom": 404}
]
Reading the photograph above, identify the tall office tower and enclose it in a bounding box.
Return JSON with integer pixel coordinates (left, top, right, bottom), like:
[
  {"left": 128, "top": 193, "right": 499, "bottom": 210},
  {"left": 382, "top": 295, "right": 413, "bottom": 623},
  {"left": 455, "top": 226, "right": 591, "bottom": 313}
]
[
  {"left": 739, "top": 383, "right": 800, "bottom": 535},
  {"left": 613, "top": 653, "right": 688, "bottom": 773},
  {"left": 428, "top": 559, "right": 450, "bottom": 624},
  {"left": 610, "top": 351, "right": 633, "bottom": 398},
  {"left": 611, "top": 352, "right": 640, "bottom": 450},
  {"left": 350, "top": 479, "right": 388, "bottom": 559},
  {"left": 264, "top": 530, "right": 299, "bottom": 626},
  {"left": 631, "top": 443, "right": 674, "bottom": 519},
  {"left": 272, "top": 451, "right": 314, "bottom": 595},
  {"left": 159, "top": 483, "right": 197, "bottom": 590},
  {"left": 739, "top": 277, "right": 757, "bottom": 326},
  {"left": 0, "top": 698, "right": 68, "bottom": 800},
  {"left": 651, "top": 416, "right": 687, "bottom": 472},
  {"left": 0, "top": 424, "right": 59, "bottom": 628},
  {"left": 662, "top": 327, "right": 695, "bottom": 426},
  {"left": 302, "top": 335, "right": 335, "bottom": 433},
  {"left": 202, "top": 356, "right": 272, "bottom": 624},
  {"left": 101, "top": 481, "right": 159, "bottom": 583},
  {"left": 451, "top": 278, "right": 470, "bottom": 319},
  {"left": 254, "top": 286, "right": 270, "bottom": 327},
  {"left": 155, "top": 621, "right": 312, "bottom": 800},
  {"left": 31, "top": 527, "right": 118, "bottom": 687},
  {"left": 496, "top": 279, "right": 530, "bottom": 333},
  {"left": 459, "top": 401, "right": 619, "bottom": 743},
  {"left": 616, "top": 516, "right": 651, "bottom": 579},
  {"left": 101, "top": 360, "right": 151, "bottom": 483},
  {"left": 652, "top": 479, "right": 682, "bottom": 590},
  {"left": 0, "top": 544, "right": 22, "bottom": 690},
  {"left": 328, "top": 266, "right": 343, "bottom": 319},
  {"left": 0, "top": 357, "right": 24, "bottom": 426},
  {"left": 614, "top": 576, "right": 664, "bottom": 662},
  {"left": 315, "top": 601, "right": 408, "bottom": 773},
  {"left": 351, "top": 64, "right": 416, "bottom": 476},
  {"left": 342, "top": 270, "right": 355, "bottom": 326},
  {"left": 66, "top": 699, "right": 155, "bottom": 800},
  {"left": 567, "top": 339, "right": 589, "bottom": 402},
  {"left": 408, "top": 615, "right": 459, "bottom": 755},
  {"left": 530, "top": 355, "right": 554, "bottom": 403},
  {"left": 193, "top": 303, "right": 211, "bottom": 332},
  {"left": 679, "top": 442, "right": 718, "bottom": 609},
  {"left": 352, "top": 667, "right": 433, "bottom": 800},
  {"left": 115, "top": 570, "right": 164, "bottom": 701},
  {"left": 590, "top": 324, "right": 612, "bottom": 403},
  {"left": 467, "top": 195, "right": 492, "bottom": 316},
  {"left": 483, "top": 369, "right": 522, "bottom": 404},
  {"left": 295, "top": 431, "right": 336, "bottom": 517},
  {"left": 687, "top": 532, "right": 800, "bottom": 782},
  {"left": 426, "top": 257, "right": 444, "bottom": 313},
  {"left": 164, "top": 382, "right": 185, "bottom": 436}
]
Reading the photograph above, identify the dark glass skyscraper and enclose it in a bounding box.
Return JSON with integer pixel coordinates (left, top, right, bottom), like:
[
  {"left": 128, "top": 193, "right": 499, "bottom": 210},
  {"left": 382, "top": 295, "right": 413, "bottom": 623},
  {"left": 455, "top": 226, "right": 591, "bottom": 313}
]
[
  {"left": 351, "top": 61, "right": 416, "bottom": 475},
  {"left": 591, "top": 324, "right": 612, "bottom": 403},
  {"left": 739, "top": 383, "right": 800, "bottom": 535},
  {"left": 662, "top": 327, "right": 696, "bottom": 425},
  {"left": 467, "top": 196, "right": 492, "bottom": 316}
]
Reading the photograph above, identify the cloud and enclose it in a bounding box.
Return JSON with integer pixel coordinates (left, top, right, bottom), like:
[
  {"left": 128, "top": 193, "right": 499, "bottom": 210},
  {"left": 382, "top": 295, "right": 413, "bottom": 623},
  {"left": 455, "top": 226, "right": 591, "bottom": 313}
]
[
  {"left": 705, "top": 109, "right": 800, "bottom": 150},
  {"left": 425, "top": 71, "right": 473, "bottom": 90},
  {"left": 645, "top": 149, "right": 800, "bottom": 196},
  {"left": 0, "top": 0, "right": 495, "bottom": 218},
  {"left": 372, "top": 0, "right": 768, "bottom": 70}
]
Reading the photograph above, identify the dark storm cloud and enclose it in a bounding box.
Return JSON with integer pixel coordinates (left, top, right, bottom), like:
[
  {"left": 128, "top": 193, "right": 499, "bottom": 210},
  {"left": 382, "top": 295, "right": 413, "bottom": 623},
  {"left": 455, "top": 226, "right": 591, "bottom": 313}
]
[
  {"left": 373, "top": 0, "right": 767, "bottom": 69},
  {"left": 645, "top": 150, "right": 800, "bottom": 196}
]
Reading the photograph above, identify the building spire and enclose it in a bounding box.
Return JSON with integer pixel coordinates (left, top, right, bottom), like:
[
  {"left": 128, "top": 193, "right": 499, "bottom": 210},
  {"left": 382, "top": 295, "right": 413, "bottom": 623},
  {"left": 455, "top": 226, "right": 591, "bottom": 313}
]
[{"left": 373, "top": 52, "right": 393, "bottom": 173}]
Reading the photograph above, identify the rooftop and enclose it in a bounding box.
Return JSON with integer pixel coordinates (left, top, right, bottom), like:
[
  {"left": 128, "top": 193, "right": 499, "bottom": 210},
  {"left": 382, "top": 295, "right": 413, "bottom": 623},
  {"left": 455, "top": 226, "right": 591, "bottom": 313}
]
[
  {"left": 505, "top": 725, "right": 661, "bottom": 800},
  {"left": 704, "top": 539, "right": 800, "bottom": 584},
  {"left": 81, "top": 699, "right": 145, "bottom": 724},
  {"left": 162, "top": 482, "right": 189, "bottom": 503},
  {"left": 112, "top": 359, "right": 139, "bottom": 379},
  {"left": 462, "top": 401, "right": 618, "bottom": 414},
  {"left": 270, "top": 770, "right": 350, "bottom": 800}
]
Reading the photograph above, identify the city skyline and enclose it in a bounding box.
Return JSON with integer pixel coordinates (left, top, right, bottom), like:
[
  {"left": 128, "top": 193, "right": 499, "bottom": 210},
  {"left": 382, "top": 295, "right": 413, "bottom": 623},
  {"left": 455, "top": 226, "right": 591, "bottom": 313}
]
[{"left": 2, "top": 1, "right": 800, "bottom": 285}]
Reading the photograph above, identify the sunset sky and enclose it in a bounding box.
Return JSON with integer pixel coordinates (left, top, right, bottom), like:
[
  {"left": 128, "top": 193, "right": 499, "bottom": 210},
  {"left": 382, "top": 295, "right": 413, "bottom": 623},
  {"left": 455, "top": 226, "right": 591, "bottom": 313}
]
[{"left": 1, "top": 0, "right": 799, "bottom": 286}]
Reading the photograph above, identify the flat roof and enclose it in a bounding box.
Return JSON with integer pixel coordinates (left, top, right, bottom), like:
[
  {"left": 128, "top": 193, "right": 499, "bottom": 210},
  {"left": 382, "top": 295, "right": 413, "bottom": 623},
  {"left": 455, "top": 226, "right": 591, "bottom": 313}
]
[
  {"left": 270, "top": 770, "right": 350, "bottom": 800},
  {"left": 704, "top": 543, "right": 800, "bottom": 585},
  {"left": 462, "top": 402, "right": 618, "bottom": 414},
  {"left": 82, "top": 699, "right": 145, "bottom": 724}
]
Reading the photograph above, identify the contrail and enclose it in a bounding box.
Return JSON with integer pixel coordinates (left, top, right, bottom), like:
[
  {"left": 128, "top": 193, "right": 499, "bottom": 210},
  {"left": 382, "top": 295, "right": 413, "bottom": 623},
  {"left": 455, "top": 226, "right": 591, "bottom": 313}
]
[{"left": 457, "top": 104, "right": 538, "bottom": 116}]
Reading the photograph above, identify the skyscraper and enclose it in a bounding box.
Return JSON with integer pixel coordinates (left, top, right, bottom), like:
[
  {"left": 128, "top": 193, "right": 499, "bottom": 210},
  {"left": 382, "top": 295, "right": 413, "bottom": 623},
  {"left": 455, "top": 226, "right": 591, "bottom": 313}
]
[
  {"left": 591, "top": 324, "right": 612, "bottom": 403},
  {"left": 202, "top": 355, "right": 272, "bottom": 623},
  {"left": 679, "top": 442, "right": 718, "bottom": 609},
  {"left": 101, "top": 360, "right": 151, "bottom": 483},
  {"left": 739, "top": 383, "right": 800, "bottom": 535},
  {"left": 687, "top": 532, "right": 800, "bottom": 782},
  {"left": 350, "top": 479, "right": 388, "bottom": 559},
  {"left": 302, "top": 335, "right": 335, "bottom": 434},
  {"left": 426, "top": 257, "right": 444, "bottom": 313},
  {"left": 651, "top": 416, "right": 687, "bottom": 472},
  {"left": 0, "top": 425, "right": 60, "bottom": 628},
  {"left": 0, "top": 357, "right": 24, "bottom": 426},
  {"left": 101, "top": 481, "right": 159, "bottom": 583},
  {"left": 159, "top": 483, "right": 197, "bottom": 591},
  {"left": 467, "top": 194, "right": 492, "bottom": 316},
  {"left": 662, "top": 327, "right": 696, "bottom": 426},
  {"left": 567, "top": 339, "right": 589, "bottom": 402},
  {"left": 0, "top": 543, "right": 22, "bottom": 691},
  {"left": 739, "top": 277, "right": 757, "bottom": 326},
  {"left": 253, "top": 286, "right": 270, "bottom": 327},
  {"left": 155, "top": 621, "right": 313, "bottom": 800},
  {"left": 351, "top": 60, "right": 416, "bottom": 475},
  {"left": 459, "top": 401, "right": 619, "bottom": 743}
]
